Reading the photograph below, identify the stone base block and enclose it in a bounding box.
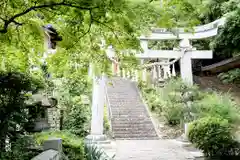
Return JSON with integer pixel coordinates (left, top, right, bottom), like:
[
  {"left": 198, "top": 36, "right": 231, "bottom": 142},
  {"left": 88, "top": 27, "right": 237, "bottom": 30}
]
[{"left": 84, "top": 134, "right": 108, "bottom": 144}]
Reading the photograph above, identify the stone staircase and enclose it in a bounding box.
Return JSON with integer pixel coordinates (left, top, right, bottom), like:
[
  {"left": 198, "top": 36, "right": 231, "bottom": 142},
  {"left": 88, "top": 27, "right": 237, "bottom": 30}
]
[{"left": 106, "top": 77, "right": 158, "bottom": 140}]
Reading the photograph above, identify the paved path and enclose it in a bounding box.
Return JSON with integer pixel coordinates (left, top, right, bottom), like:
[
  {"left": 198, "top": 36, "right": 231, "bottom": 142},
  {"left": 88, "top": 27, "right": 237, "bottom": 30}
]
[{"left": 114, "top": 140, "right": 200, "bottom": 160}]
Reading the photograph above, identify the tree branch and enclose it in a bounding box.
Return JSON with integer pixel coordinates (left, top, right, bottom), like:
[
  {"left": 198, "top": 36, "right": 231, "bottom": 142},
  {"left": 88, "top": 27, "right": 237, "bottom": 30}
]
[
  {"left": 0, "top": 2, "right": 97, "bottom": 33},
  {"left": 12, "top": 20, "right": 23, "bottom": 26},
  {"left": 65, "top": 10, "right": 93, "bottom": 50},
  {"left": 92, "top": 19, "right": 122, "bottom": 46}
]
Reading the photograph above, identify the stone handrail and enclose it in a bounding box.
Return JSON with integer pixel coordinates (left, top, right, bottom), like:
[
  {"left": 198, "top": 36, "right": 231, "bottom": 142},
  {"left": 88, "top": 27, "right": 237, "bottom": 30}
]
[{"left": 104, "top": 78, "right": 113, "bottom": 133}]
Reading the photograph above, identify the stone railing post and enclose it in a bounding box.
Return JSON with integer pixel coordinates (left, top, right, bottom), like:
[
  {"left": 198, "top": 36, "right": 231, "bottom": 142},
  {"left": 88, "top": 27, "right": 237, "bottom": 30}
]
[
  {"left": 172, "top": 63, "right": 176, "bottom": 77},
  {"left": 142, "top": 68, "right": 147, "bottom": 82},
  {"left": 111, "top": 62, "right": 115, "bottom": 75},
  {"left": 134, "top": 70, "right": 138, "bottom": 82},
  {"left": 153, "top": 65, "right": 157, "bottom": 80},
  {"left": 117, "top": 64, "right": 120, "bottom": 76},
  {"left": 122, "top": 68, "right": 126, "bottom": 78},
  {"left": 127, "top": 70, "right": 131, "bottom": 79}
]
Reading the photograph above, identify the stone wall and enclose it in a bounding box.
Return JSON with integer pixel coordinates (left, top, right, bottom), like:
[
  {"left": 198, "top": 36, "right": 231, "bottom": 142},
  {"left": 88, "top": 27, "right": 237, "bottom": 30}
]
[{"left": 47, "top": 108, "right": 60, "bottom": 130}]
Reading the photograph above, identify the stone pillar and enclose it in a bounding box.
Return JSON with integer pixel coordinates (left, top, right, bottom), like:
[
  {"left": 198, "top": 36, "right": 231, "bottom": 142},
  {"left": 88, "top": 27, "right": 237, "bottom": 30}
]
[
  {"left": 179, "top": 39, "right": 193, "bottom": 85},
  {"left": 85, "top": 75, "right": 106, "bottom": 142},
  {"left": 180, "top": 53, "right": 193, "bottom": 85}
]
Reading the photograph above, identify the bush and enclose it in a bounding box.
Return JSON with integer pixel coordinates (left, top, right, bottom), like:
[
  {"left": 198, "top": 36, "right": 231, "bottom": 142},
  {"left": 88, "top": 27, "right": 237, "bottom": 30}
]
[
  {"left": 162, "top": 101, "right": 185, "bottom": 125},
  {"left": 0, "top": 136, "right": 42, "bottom": 160},
  {"left": 0, "top": 71, "right": 44, "bottom": 150},
  {"left": 146, "top": 93, "right": 162, "bottom": 111},
  {"left": 63, "top": 103, "right": 90, "bottom": 137},
  {"left": 159, "top": 78, "right": 203, "bottom": 125},
  {"left": 53, "top": 77, "right": 91, "bottom": 137},
  {"left": 218, "top": 68, "right": 240, "bottom": 84},
  {"left": 85, "top": 144, "right": 115, "bottom": 160},
  {"left": 195, "top": 93, "right": 240, "bottom": 124},
  {"left": 188, "top": 117, "right": 240, "bottom": 157},
  {"left": 34, "top": 131, "right": 85, "bottom": 160}
]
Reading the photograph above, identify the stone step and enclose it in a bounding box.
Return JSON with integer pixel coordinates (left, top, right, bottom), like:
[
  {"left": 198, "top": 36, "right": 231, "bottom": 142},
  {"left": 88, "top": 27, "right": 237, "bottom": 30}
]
[
  {"left": 108, "top": 94, "right": 139, "bottom": 96},
  {"left": 111, "top": 118, "right": 153, "bottom": 122},
  {"left": 113, "top": 133, "right": 158, "bottom": 139},
  {"left": 109, "top": 100, "right": 141, "bottom": 102},
  {"left": 112, "top": 127, "right": 156, "bottom": 133},
  {"left": 111, "top": 116, "right": 150, "bottom": 120},
  {"left": 111, "top": 109, "right": 147, "bottom": 112},
  {"left": 111, "top": 123, "right": 155, "bottom": 128},
  {"left": 112, "top": 129, "right": 156, "bottom": 134},
  {"left": 111, "top": 121, "right": 153, "bottom": 126},
  {"left": 111, "top": 113, "right": 148, "bottom": 117},
  {"left": 111, "top": 110, "right": 146, "bottom": 113},
  {"left": 109, "top": 103, "right": 143, "bottom": 105},
  {"left": 111, "top": 116, "right": 149, "bottom": 120},
  {"left": 111, "top": 107, "right": 144, "bottom": 110},
  {"left": 114, "top": 137, "right": 159, "bottom": 140},
  {"left": 110, "top": 108, "right": 146, "bottom": 111},
  {"left": 107, "top": 77, "right": 158, "bottom": 140},
  {"left": 108, "top": 97, "right": 141, "bottom": 99}
]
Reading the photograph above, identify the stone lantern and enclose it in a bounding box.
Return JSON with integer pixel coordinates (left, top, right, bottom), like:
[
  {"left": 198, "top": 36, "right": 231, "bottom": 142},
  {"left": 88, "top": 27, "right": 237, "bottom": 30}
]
[{"left": 25, "top": 93, "right": 58, "bottom": 132}]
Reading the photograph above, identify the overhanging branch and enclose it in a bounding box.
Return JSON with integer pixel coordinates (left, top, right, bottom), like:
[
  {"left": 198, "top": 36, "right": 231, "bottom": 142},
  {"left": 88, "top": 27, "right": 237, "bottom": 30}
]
[{"left": 0, "top": 1, "right": 97, "bottom": 33}]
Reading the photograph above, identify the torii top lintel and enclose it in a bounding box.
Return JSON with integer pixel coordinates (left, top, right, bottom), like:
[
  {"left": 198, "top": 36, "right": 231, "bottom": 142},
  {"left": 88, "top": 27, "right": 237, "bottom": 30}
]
[{"left": 140, "top": 18, "right": 226, "bottom": 40}]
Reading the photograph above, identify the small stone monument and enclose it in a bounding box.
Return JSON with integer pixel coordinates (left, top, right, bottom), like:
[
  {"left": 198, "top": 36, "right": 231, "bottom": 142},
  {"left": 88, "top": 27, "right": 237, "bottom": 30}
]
[{"left": 25, "top": 92, "right": 58, "bottom": 132}]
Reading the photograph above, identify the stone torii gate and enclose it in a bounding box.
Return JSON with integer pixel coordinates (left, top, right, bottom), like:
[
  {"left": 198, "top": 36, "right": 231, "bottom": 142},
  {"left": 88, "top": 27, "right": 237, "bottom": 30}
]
[{"left": 137, "top": 17, "right": 226, "bottom": 85}]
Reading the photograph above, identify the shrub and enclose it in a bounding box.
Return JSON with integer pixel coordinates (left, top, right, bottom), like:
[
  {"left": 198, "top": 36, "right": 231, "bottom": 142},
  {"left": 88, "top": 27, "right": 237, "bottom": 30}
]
[
  {"left": 63, "top": 98, "right": 90, "bottom": 136},
  {"left": 162, "top": 101, "right": 185, "bottom": 125},
  {"left": 85, "top": 144, "right": 115, "bottom": 160},
  {"left": 188, "top": 117, "right": 240, "bottom": 157},
  {"left": 146, "top": 93, "right": 162, "bottom": 111},
  {"left": 0, "top": 71, "right": 44, "bottom": 150},
  {"left": 161, "top": 78, "right": 203, "bottom": 103},
  {"left": 158, "top": 78, "right": 203, "bottom": 125},
  {"left": 34, "top": 131, "right": 85, "bottom": 160},
  {"left": 0, "top": 136, "right": 42, "bottom": 160},
  {"left": 53, "top": 77, "right": 91, "bottom": 137},
  {"left": 218, "top": 68, "right": 240, "bottom": 84},
  {"left": 137, "top": 80, "right": 147, "bottom": 90},
  {"left": 195, "top": 93, "right": 240, "bottom": 124}
]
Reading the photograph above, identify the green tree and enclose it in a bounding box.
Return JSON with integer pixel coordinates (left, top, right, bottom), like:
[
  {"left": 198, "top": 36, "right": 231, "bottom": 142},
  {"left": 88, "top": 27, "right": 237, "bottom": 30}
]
[{"left": 0, "top": 71, "right": 43, "bottom": 151}]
